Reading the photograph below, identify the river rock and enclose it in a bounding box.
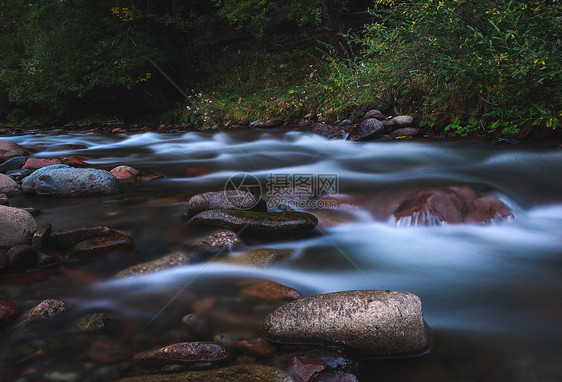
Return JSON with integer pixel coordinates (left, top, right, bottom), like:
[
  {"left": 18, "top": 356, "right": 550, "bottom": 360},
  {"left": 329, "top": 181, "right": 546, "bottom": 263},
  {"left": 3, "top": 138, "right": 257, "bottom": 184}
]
[
  {"left": 113, "top": 251, "right": 190, "bottom": 278},
  {"left": 70, "top": 235, "right": 136, "bottom": 260},
  {"left": 189, "top": 210, "right": 318, "bottom": 240},
  {"left": 22, "top": 158, "right": 62, "bottom": 170},
  {"left": 0, "top": 299, "right": 19, "bottom": 325},
  {"left": 185, "top": 191, "right": 267, "bottom": 218},
  {"left": 60, "top": 155, "right": 91, "bottom": 167},
  {"left": 182, "top": 229, "right": 243, "bottom": 256},
  {"left": 234, "top": 339, "right": 274, "bottom": 357},
  {"left": 288, "top": 355, "right": 327, "bottom": 382},
  {"left": 364, "top": 109, "right": 386, "bottom": 120},
  {"left": 393, "top": 185, "right": 514, "bottom": 225},
  {"left": 32, "top": 223, "right": 52, "bottom": 250},
  {"left": 133, "top": 342, "right": 228, "bottom": 365},
  {"left": 239, "top": 281, "right": 302, "bottom": 303},
  {"left": 0, "top": 193, "right": 7, "bottom": 205},
  {"left": 392, "top": 115, "right": 415, "bottom": 127},
  {"left": 261, "top": 290, "right": 432, "bottom": 357},
  {"left": 351, "top": 118, "right": 385, "bottom": 141},
  {"left": 118, "top": 365, "right": 293, "bottom": 382},
  {"left": 7, "top": 244, "right": 38, "bottom": 270},
  {"left": 314, "top": 123, "right": 344, "bottom": 140},
  {"left": 110, "top": 165, "right": 141, "bottom": 183},
  {"left": 0, "top": 205, "right": 37, "bottom": 247},
  {"left": 74, "top": 312, "right": 116, "bottom": 332},
  {"left": 314, "top": 372, "right": 359, "bottom": 382},
  {"left": 0, "top": 141, "right": 29, "bottom": 158},
  {"left": 389, "top": 127, "right": 420, "bottom": 138},
  {"left": 48, "top": 226, "right": 125, "bottom": 247},
  {"left": 0, "top": 156, "right": 28, "bottom": 173},
  {"left": 221, "top": 249, "right": 294, "bottom": 268},
  {"left": 88, "top": 339, "right": 131, "bottom": 363},
  {"left": 0, "top": 173, "right": 19, "bottom": 194},
  {"left": 17, "top": 299, "right": 68, "bottom": 328},
  {"left": 22, "top": 164, "right": 120, "bottom": 196}
]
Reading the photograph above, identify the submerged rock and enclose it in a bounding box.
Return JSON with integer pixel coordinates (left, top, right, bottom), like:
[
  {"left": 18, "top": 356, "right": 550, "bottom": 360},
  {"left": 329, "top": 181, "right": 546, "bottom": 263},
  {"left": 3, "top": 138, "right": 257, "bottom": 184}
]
[
  {"left": 0, "top": 205, "right": 37, "bottom": 247},
  {"left": 17, "top": 299, "right": 68, "bottom": 328},
  {"left": 133, "top": 342, "right": 228, "bottom": 365},
  {"left": 189, "top": 210, "right": 318, "bottom": 240},
  {"left": 70, "top": 235, "right": 136, "bottom": 260},
  {"left": 239, "top": 281, "right": 302, "bottom": 303},
  {"left": 261, "top": 290, "right": 432, "bottom": 357},
  {"left": 48, "top": 226, "right": 125, "bottom": 248},
  {"left": 74, "top": 312, "right": 116, "bottom": 332},
  {"left": 113, "top": 251, "right": 190, "bottom": 278},
  {"left": 22, "top": 164, "right": 120, "bottom": 196},
  {"left": 185, "top": 190, "right": 267, "bottom": 218},
  {"left": 393, "top": 185, "right": 513, "bottom": 225},
  {"left": 288, "top": 355, "right": 327, "bottom": 382},
  {"left": 0, "top": 299, "right": 20, "bottom": 326},
  {"left": 182, "top": 229, "right": 243, "bottom": 256},
  {"left": 110, "top": 165, "right": 141, "bottom": 183},
  {"left": 220, "top": 249, "right": 294, "bottom": 268},
  {"left": 234, "top": 339, "right": 274, "bottom": 358}
]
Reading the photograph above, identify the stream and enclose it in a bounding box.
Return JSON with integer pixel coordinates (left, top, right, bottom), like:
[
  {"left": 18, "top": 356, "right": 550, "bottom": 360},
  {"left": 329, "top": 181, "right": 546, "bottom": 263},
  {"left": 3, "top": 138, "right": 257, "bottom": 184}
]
[{"left": 2, "top": 129, "right": 562, "bottom": 381}]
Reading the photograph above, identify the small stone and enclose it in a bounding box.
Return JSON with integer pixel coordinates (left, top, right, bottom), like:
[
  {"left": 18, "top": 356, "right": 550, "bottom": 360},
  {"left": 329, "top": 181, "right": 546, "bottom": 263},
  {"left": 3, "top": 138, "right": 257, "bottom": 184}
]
[
  {"left": 110, "top": 165, "right": 141, "bottom": 184},
  {"left": 22, "top": 158, "right": 62, "bottom": 170},
  {"left": 18, "top": 299, "right": 68, "bottom": 327},
  {"left": 239, "top": 281, "right": 302, "bottom": 303},
  {"left": 74, "top": 312, "right": 115, "bottom": 332},
  {"left": 32, "top": 223, "right": 52, "bottom": 250},
  {"left": 288, "top": 356, "right": 327, "bottom": 382},
  {"left": 189, "top": 210, "right": 318, "bottom": 240},
  {"left": 185, "top": 190, "right": 267, "bottom": 218},
  {"left": 87, "top": 339, "right": 130, "bottom": 363},
  {"left": 221, "top": 249, "right": 294, "bottom": 268},
  {"left": 363, "top": 109, "right": 386, "bottom": 120},
  {"left": 351, "top": 118, "right": 385, "bottom": 141},
  {"left": 70, "top": 236, "right": 136, "bottom": 259},
  {"left": 392, "top": 115, "right": 415, "bottom": 127},
  {"left": 113, "top": 251, "right": 190, "bottom": 278},
  {"left": 182, "top": 230, "right": 243, "bottom": 256},
  {"left": 133, "top": 342, "right": 228, "bottom": 365},
  {"left": 7, "top": 244, "right": 38, "bottom": 270},
  {"left": 0, "top": 173, "right": 20, "bottom": 194},
  {"left": 234, "top": 339, "right": 274, "bottom": 357},
  {"left": 0, "top": 299, "right": 20, "bottom": 325}
]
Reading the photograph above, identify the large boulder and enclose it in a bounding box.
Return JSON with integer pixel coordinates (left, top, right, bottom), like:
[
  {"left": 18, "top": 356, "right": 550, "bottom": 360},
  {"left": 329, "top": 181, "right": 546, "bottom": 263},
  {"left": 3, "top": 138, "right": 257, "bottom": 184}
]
[
  {"left": 185, "top": 190, "right": 267, "bottom": 218},
  {"left": 0, "top": 205, "right": 37, "bottom": 247},
  {"left": 0, "top": 140, "right": 29, "bottom": 158},
  {"left": 0, "top": 173, "right": 20, "bottom": 194},
  {"left": 393, "top": 185, "right": 513, "bottom": 225},
  {"left": 189, "top": 210, "right": 318, "bottom": 240},
  {"left": 350, "top": 118, "right": 385, "bottom": 141},
  {"left": 261, "top": 290, "right": 432, "bottom": 357},
  {"left": 22, "top": 164, "right": 120, "bottom": 196}
]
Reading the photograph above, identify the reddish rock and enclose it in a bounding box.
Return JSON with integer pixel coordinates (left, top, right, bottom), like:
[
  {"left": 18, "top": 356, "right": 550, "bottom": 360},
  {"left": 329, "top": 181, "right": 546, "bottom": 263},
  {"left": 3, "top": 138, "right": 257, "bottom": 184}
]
[
  {"left": 0, "top": 140, "right": 29, "bottom": 158},
  {"left": 363, "top": 109, "right": 386, "bottom": 120},
  {"left": 0, "top": 173, "right": 20, "bottom": 194},
  {"left": 0, "top": 299, "right": 20, "bottom": 325},
  {"left": 394, "top": 185, "right": 513, "bottom": 225},
  {"left": 110, "top": 165, "right": 141, "bottom": 184},
  {"left": 288, "top": 356, "right": 327, "bottom": 382},
  {"left": 185, "top": 167, "right": 210, "bottom": 177},
  {"left": 133, "top": 342, "right": 228, "bottom": 364},
  {"left": 22, "top": 158, "right": 62, "bottom": 170},
  {"left": 234, "top": 339, "right": 274, "bottom": 358},
  {"left": 70, "top": 235, "right": 136, "bottom": 259},
  {"left": 48, "top": 226, "right": 124, "bottom": 248},
  {"left": 60, "top": 155, "right": 91, "bottom": 167},
  {"left": 88, "top": 339, "right": 130, "bottom": 363},
  {"left": 7, "top": 244, "right": 38, "bottom": 270},
  {"left": 239, "top": 281, "right": 302, "bottom": 303}
]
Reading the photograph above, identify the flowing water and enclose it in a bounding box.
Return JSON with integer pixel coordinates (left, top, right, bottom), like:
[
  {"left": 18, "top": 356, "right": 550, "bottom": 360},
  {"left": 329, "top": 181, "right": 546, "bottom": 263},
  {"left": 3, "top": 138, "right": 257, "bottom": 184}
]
[{"left": 2, "top": 130, "right": 562, "bottom": 381}]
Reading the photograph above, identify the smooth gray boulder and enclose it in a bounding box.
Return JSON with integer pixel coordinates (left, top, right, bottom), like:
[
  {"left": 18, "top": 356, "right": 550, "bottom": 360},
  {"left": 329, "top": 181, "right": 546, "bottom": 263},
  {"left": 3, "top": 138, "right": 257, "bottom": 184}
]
[
  {"left": 391, "top": 115, "right": 415, "bottom": 127},
  {"left": 261, "top": 290, "right": 431, "bottom": 357},
  {"left": 0, "top": 205, "right": 37, "bottom": 247},
  {"left": 185, "top": 190, "right": 267, "bottom": 218},
  {"left": 22, "top": 164, "right": 120, "bottom": 196},
  {"left": 189, "top": 210, "right": 318, "bottom": 240}
]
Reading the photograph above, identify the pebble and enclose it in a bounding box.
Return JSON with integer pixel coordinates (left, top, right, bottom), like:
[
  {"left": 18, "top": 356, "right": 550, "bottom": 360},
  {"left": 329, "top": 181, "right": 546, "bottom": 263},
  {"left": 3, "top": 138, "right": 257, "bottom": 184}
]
[
  {"left": 110, "top": 165, "right": 141, "bottom": 183},
  {"left": 391, "top": 115, "right": 415, "bottom": 127}
]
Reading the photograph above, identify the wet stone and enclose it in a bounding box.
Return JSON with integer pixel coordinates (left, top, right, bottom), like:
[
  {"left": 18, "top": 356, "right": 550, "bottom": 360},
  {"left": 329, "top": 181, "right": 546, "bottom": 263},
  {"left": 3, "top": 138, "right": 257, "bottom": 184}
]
[
  {"left": 32, "top": 223, "right": 52, "bottom": 250},
  {"left": 114, "top": 251, "right": 190, "bottom": 278},
  {"left": 5, "top": 168, "right": 33, "bottom": 182},
  {"left": 0, "top": 141, "right": 29, "bottom": 158},
  {"left": 234, "top": 339, "right": 274, "bottom": 358},
  {"left": 239, "top": 281, "right": 302, "bottom": 303},
  {"left": 182, "top": 229, "right": 243, "bottom": 256},
  {"left": 351, "top": 118, "right": 385, "bottom": 141},
  {"left": 133, "top": 342, "right": 228, "bottom": 365},
  {"left": 0, "top": 193, "right": 7, "bottom": 205},
  {"left": 220, "top": 248, "right": 294, "bottom": 268},
  {"left": 7, "top": 244, "right": 38, "bottom": 270},
  {"left": 117, "top": 364, "right": 293, "bottom": 382},
  {"left": 36, "top": 251, "right": 59, "bottom": 267},
  {"left": 0, "top": 299, "right": 20, "bottom": 325},
  {"left": 0, "top": 173, "right": 20, "bottom": 194},
  {"left": 289, "top": 355, "right": 327, "bottom": 382},
  {"left": 184, "top": 190, "right": 267, "bottom": 218},
  {"left": 88, "top": 339, "right": 131, "bottom": 364},
  {"left": 70, "top": 235, "right": 136, "bottom": 260},
  {"left": 189, "top": 210, "right": 318, "bottom": 240},
  {"left": 74, "top": 312, "right": 116, "bottom": 332},
  {"left": 18, "top": 299, "right": 68, "bottom": 328},
  {"left": 313, "top": 123, "right": 344, "bottom": 140},
  {"left": 261, "top": 290, "right": 432, "bottom": 357},
  {"left": 48, "top": 226, "right": 125, "bottom": 248},
  {"left": 389, "top": 127, "right": 420, "bottom": 138},
  {"left": 0, "top": 156, "right": 28, "bottom": 172},
  {"left": 313, "top": 372, "right": 360, "bottom": 382},
  {"left": 22, "top": 158, "right": 62, "bottom": 170},
  {"left": 110, "top": 165, "right": 141, "bottom": 184}
]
